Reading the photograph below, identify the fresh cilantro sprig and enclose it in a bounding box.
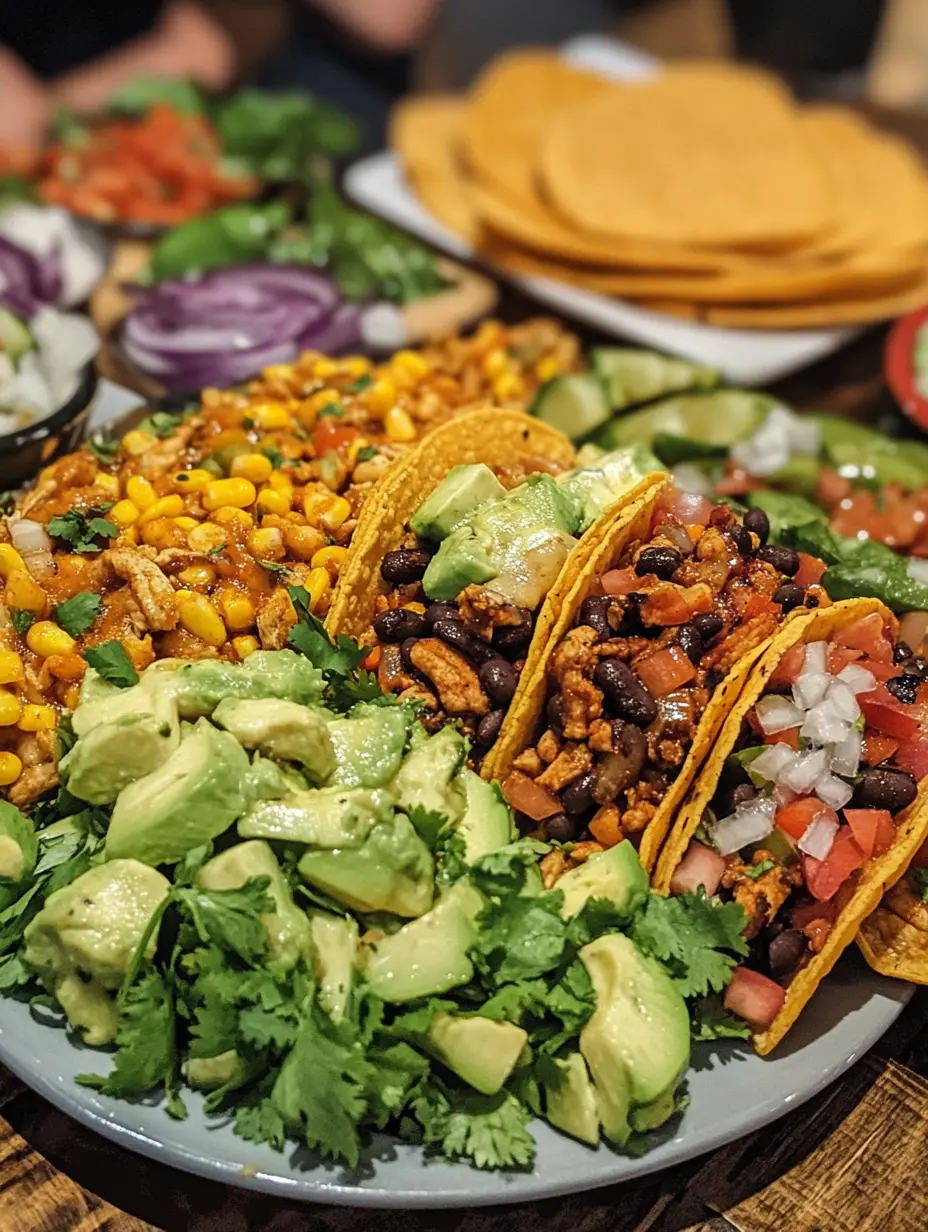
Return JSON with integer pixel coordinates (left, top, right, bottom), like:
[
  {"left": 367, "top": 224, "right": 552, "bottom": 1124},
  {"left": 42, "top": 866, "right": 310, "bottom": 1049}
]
[
  {"left": 285, "top": 584, "right": 385, "bottom": 711},
  {"left": 631, "top": 889, "right": 749, "bottom": 998},
  {"left": 46, "top": 506, "right": 117, "bottom": 554},
  {"left": 10, "top": 609, "right": 34, "bottom": 637},
  {"left": 83, "top": 641, "right": 139, "bottom": 688},
  {"left": 54, "top": 591, "right": 101, "bottom": 638}
]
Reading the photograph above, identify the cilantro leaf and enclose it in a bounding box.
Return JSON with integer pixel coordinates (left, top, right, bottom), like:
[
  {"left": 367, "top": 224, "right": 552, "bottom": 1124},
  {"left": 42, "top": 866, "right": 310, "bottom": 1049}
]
[
  {"left": 913, "top": 868, "right": 928, "bottom": 903},
  {"left": 689, "top": 995, "right": 751, "bottom": 1042},
  {"left": 472, "top": 892, "right": 567, "bottom": 988},
  {"left": 365, "top": 1040, "right": 429, "bottom": 1129},
  {"left": 344, "top": 374, "right": 372, "bottom": 393},
  {"left": 325, "top": 668, "right": 386, "bottom": 711},
  {"left": 631, "top": 889, "right": 748, "bottom": 998},
  {"left": 566, "top": 897, "right": 638, "bottom": 948},
  {"left": 53, "top": 591, "right": 101, "bottom": 638},
  {"left": 408, "top": 1080, "right": 535, "bottom": 1171},
  {"left": 10, "top": 609, "right": 34, "bottom": 637},
  {"left": 46, "top": 507, "right": 117, "bottom": 554},
  {"left": 136, "top": 410, "right": 182, "bottom": 439},
  {"left": 286, "top": 586, "right": 366, "bottom": 676},
  {"left": 87, "top": 435, "right": 119, "bottom": 464},
  {"left": 82, "top": 641, "right": 139, "bottom": 688},
  {"left": 176, "top": 878, "right": 274, "bottom": 966},
  {"left": 406, "top": 805, "right": 450, "bottom": 848},
  {"left": 356, "top": 445, "right": 377, "bottom": 462},
  {"left": 468, "top": 840, "right": 550, "bottom": 899},
  {"left": 235, "top": 1093, "right": 288, "bottom": 1152},
  {"left": 743, "top": 859, "right": 775, "bottom": 881}
]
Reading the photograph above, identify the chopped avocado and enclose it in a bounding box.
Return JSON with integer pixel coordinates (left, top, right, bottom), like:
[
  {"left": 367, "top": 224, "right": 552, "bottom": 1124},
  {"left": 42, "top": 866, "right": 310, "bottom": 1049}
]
[
  {"left": 456, "top": 771, "right": 514, "bottom": 862},
  {"left": 543, "top": 1050, "right": 601, "bottom": 1146},
  {"left": 426, "top": 1013, "right": 527, "bottom": 1095},
  {"left": 23, "top": 860, "right": 170, "bottom": 1046},
  {"left": 238, "top": 786, "right": 393, "bottom": 847},
  {"left": 154, "top": 649, "right": 324, "bottom": 717},
  {"left": 105, "top": 718, "right": 249, "bottom": 866},
  {"left": 410, "top": 464, "right": 507, "bottom": 542},
  {"left": 557, "top": 444, "right": 664, "bottom": 533},
  {"left": 243, "top": 754, "right": 308, "bottom": 802},
  {"left": 530, "top": 373, "right": 611, "bottom": 441},
  {"left": 362, "top": 878, "right": 482, "bottom": 1001},
  {"left": 198, "top": 840, "right": 311, "bottom": 971},
  {"left": 64, "top": 674, "right": 180, "bottom": 805},
  {"left": 592, "top": 389, "right": 773, "bottom": 455},
  {"left": 0, "top": 801, "right": 36, "bottom": 908},
  {"left": 327, "top": 703, "right": 410, "bottom": 788},
  {"left": 579, "top": 933, "right": 690, "bottom": 1146},
  {"left": 309, "top": 910, "right": 359, "bottom": 1024},
  {"left": 212, "top": 697, "right": 335, "bottom": 781},
  {"left": 0, "top": 307, "right": 34, "bottom": 365},
  {"left": 423, "top": 472, "right": 578, "bottom": 605},
  {"left": 390, "top": 725, "right": 467, "bottom": 821},
  {"left": 299, "top": 814, "right": 434, "bottom": 918},
  {"left": 556, "top": 840, "right": 648, "bottom": 919},
  {"left": 591, "top": 346, "right": 719, "bottom": 411},
  {"left": 184, "top": 1050, "right": 242, "bottom": 1091},
  {"left": 629, "top": 1085, "right": 679, "bottom": 1134}
]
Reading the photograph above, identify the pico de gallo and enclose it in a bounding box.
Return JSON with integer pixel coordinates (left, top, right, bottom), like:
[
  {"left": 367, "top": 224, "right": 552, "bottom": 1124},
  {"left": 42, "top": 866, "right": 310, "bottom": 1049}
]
[{"left": 670, "top": 607, "right": 925, "bottom": 1032}]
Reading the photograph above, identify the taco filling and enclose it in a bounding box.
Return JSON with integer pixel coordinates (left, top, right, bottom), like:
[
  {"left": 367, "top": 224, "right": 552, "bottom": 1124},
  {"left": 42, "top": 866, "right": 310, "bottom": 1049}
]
[
  {"left": 369, "top": 445, "right": 661, "bottom": 763},
  {"left": 673, "top": 610, "right": 924, "bottom": 1031},
  {"left": 500, "top": 490, "right": 828, "bottom": 849}
]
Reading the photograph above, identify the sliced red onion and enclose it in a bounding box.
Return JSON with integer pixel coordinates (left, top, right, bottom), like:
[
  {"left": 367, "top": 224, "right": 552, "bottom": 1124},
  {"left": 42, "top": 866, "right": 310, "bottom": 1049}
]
[
  {"left": 824, "top": 677, "right": 860, "bottom": 724},
  {"left": 755, "top": 694, "right": 804, "bottom": 733},
  {"left": 302, "top": 302, "right": 364, "bottom": 355},
  {"left": 800, "top": 702, "right": 851, "bottom": 747},
  {"left": 802, "top": 640, "right": 828, "bottom": 677},
  {"left": 830, "top": 729, "right": 861, "bottom": 778},
  {"left": 797, "top": 813, "right": 839, "bottom": 860},
  {"left": 779, "top": 747, "right": 830, "bottom": 794},
  {"left": 816, "top": 773, "right": 854, "bottom": 810},
  {"left": 711, "top": 795, "right": 776, "bottom": 857},
  {"left": 0, "top": 205, "right": 106, "bottom": 306},
  {"left": 751, "top": 743, "right": 798, "bottom": 784},
  {"left": 837, "top": 663, "right": 877, "bottom": 695},
  {"left": 792, "top": 671, "right": 831, "bottom": 710}
]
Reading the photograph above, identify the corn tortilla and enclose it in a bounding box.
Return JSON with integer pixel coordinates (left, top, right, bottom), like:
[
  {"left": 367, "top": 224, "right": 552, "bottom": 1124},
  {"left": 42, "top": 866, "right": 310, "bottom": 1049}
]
[
  {"left": 858, "top": 870, "right": 928, "bottom": 983},
  {"left": 390, "top": 95, "right": 479, "bottom": 242}
]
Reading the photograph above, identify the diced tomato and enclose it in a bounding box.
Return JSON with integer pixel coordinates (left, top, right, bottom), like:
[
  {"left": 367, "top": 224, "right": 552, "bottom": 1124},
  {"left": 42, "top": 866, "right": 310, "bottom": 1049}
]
[
  {"left": 795, "top": 553, "right": 827, "bottom": 589},
  {"left": 865, "top": 661, "right": 899, "bottom": 683},
  {"left": 634, "top": 645, "right": 697, "bottom": 697},
  {"left": 843, "top": 808, "right": 891, "bottom": 858},
  {"left": 911, "top": 839, "right": 928, "bottom": 869},
  {"left": 827, "top": 645, "right": 862, "bottom": 674},
  {"left": 743, "top": 592, "right": 779, "bottom": 621},
  {"left": 802, "top": 827, "right": 868, "bottom": 901},
  {"left": 835, "top": 612, "right": 893, "bottom": 663},
  {"left": 669, "top": 841, "right": 726, "bottom": 896},
  {"left": 501, "top": 772, "right": 564, "bottom": 821},
  {"left": 723, "top": 967, "right": 787, "bottom": 1030},
  {"left": 862, "top": 732, "right": 900, "bottom": 766},
  {"left": 892, "top": 734, "right": 928, "bottom": 780},
  {"left": 790, "top": 898, "right": 837, "bottom": 931},
  {"left": 600, "top": 567, "right": 641, "bottom": 597},
  {"left": 313, "top": 419, "right": 360, "bottom": 457},
  {"left": 872, "top": 810, "right": 896, "bottom": 856},
  {"left": 765, "top": 727, "right": 800, "bottom": 749},
  {"left": 769, "top": 643, "right": 806, "bottom": 689},
  {"left": 776, "top": 797, "right": 838, "bottom": 841},
  {"left": 640, "top": 582, "right": 714, "bottom": 626},
  {"left": 859, "top": 687, "right": 921, "bottom": 740}
]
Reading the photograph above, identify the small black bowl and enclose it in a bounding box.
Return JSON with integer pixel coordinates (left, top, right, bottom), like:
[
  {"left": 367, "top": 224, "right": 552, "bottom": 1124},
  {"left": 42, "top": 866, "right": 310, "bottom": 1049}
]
[{"left": 0, "top": 361, "right": 99, "bottom": 490}]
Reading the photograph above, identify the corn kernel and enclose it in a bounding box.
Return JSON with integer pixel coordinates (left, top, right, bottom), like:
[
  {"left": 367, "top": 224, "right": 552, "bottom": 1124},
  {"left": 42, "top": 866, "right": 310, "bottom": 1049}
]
[
  {"left": 218, "top": 588, "right": 256, "bottom": 632},
  {"left": 177, "top": 565, "right": 216, "bottom": 588},
  {"left": 391, "top": 349, "right": 430, "bottom": 385},
  {"left": 483, "top": 347, "right": 509, "bottom": 378},
  {"left": 126, "top": 475, "right": 157, "bottom": 509},
  {"left": 303, "top": 488, "right": 351, "bottom": 532},
  {"left": 253, "top": 403, "right": 292, "bottom": 431},
  {"left": 384, "top": 406, "right": 417, "bottom": 443},
  {"left": 282, "top": 524, "right": 326, "bottom": 561},
  {"left": 64, "top": 684, "right": 82, "bottom": 710},
  {"left": 173, "top": 516, "right": 199, "bottom": 531},
  {"left": 303, "top": 388, "right": 341, "bottom": 417},
  {"left": 231, "top": 453, "right": 273, "bottom": 484},
  {"left": 0, "top": 691, "right": 22, "bottom": 726},
  {"left": 306, "top": 567, "right": 331, "bottom": 611},
  {"left": 492, "top": 371, "right": 524, "bottom": 402},
  {"left": 210, "top": 427, "right": 250, "bottom": 450},
  {"left": 5, "top": 569, "right": 46, "bottom": 614},
  {"left": 27, "top": 621, "right": 76, "bottom": 658},
  {"left": 18, "top": 703, "right": 57, "bottom": 731},
  {"left": 175, "top": 591, "right": 227, "bottom": 648},
  {"left": 403, "top": 601, "right": 427, "bottom": 614},
  {"left": 0, "top": 648, "right": 23, "bottom": 684},
  {"left": 141, "top": 517, "right": 180, "bottom": 550},
  {"left": 475, "top": 320, "right": 504, "bottom": 348},
  {"left": 256, "top": 488, "right": 291, "bottom": 517},
  {"left": 535, "top": 355, "right": 561, "bottom": 383},
  {"left": 173, "top": 468, "right": 212, "bottom": 493},
  {"left": 342, "top": 356, "right": 371, "bottom": 380},
  {"left": 187, "top": 522, "right": 228, "bottom": 554},
  {"left": 311, "top": 545, "right": 349, "bottom": 577},
  {"left": 122, "top": 429, "right": 156, "bottom": 457},
  {"left": 363, "top": 377, "right": 397, "bottom": 416},
  {"left": 261, "top": 363, "right": 295, "bottom": 383},
  {"left": 109, "top": 499, "right": 140, "bottom": 528},
  {"left": 0, "top": 751, "right": 22, "bottom": 786},
  {"left": 232, "top": 635, "right": 259, "bottom": 660},
  {"left": 212, "top": 507, "right": 254, "bottom": 534},
  {"left": 0, "top": 544, "right": 25, "bottom": 578},
  {"left": 203, "top": 478, "right": 257, "bottom": 512},
  {"left": 268, "top": 471, "right": 293, "bottom": 496},
  {"left": 138, "top": 494, "right": 184, "bottom": 526},
  {"left": 313, "top": 357, "right": 340, "bottom": 381},
  {"left": 95, "top": 472, "right": 120, "bottom": 499},
  {"left": 247, "top": 527, "right": 284, "bottom": 560},
  {"left": 119, "top": 527, "right": 139, "bottom": 546}
]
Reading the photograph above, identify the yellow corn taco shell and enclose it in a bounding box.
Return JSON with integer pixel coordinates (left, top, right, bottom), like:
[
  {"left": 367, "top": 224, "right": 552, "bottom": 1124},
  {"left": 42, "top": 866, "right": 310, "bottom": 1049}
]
[
  {"left": 653, "top": 597, "right": 928, "bottom": 1055},
  {"left": 857, "top": 865, "right": 928, "bottom": 983}
]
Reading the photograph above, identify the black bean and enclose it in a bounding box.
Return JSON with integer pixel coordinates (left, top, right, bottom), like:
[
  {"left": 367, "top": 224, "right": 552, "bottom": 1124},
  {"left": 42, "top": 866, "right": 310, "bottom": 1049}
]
[
  {"left": 618, "top": 595, "right": 648, "bottom": 637},
  {"left": 773, "top": 582, "right": 805, "bottom": 612},
  {"left": 756, "top": 543, "right": 800, "bottom": 577},
  {"left": 380, "top": 548, "right": 432, "bottom": 584},
  {"left": 545, "top": 812, "right": 581, "bottom": 842},
  {"left": 729, "top": 523, "right": 753, "bottom": 557},
  {"left": 493, "top": 610, "right": 534, "bottom": 657},
  {"left": 805, "top": 594, "right": 819, "bottom": 609},
  {"left": 424, "top": 602, "right": 459, "bottom": 627},
  {"left": 476, "top": 708, "right": 505, "bottom": 747},
  {"left": 853, "top": 767, "right": 918, "bottom": 813},
  {"left": 636, "top": 545, "right": 682, "bottom": 580},
  {"left": 372, "top": 608, "right": 428, "bottom": 643},
  {"left": 561, "top": 771, "right": 596, "bottom": 815},
  {"left": 479, "top": 658, "right": 519, "bottom": 707},
  {"left": 768, "top": 929, "right": 807, "bottom": 981},
  {"left": 677, "top": 623, "right": 703, "bottom": 664},
  {"left": 716, "top": 781, "right": 757, "bottom": 816},
  {"left": 400, "top": 638, "right": 419, "bottom": 672},
  {"left": 906, "top": 656, "right": 928, "bottom": 681},
  {"left": 579, "top": 595, "right": 611, "bottom": 640},
  {"left": 692, "top": 611, "right": 724, "bottom": 642},
  {"left": 432, "top": 618, "right": 497, "bottom": 665},
  {"left": 593, "top": 658, "right": 658, "bottom": 727},
  {"left": 887, "top": 674, "right": 920, "bottom": 705},
  {"left": 893, "top": 640, "right": 913, "bottom": 665},
  {"left": 743, "top": 507, "right": 770, "bottom": 544}
]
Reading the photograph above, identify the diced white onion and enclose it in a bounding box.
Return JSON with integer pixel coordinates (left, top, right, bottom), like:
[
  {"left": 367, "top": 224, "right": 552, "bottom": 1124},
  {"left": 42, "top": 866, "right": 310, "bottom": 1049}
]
[
  {"left": 730, "top": 405, "right": 820, "bottom": 478},
  {"left": 9, "top": 518, "right": 52, "bottom": 554},
  {"left": 755, "top": 694, "right": 804, "bottom": 734},
  {"left": 797, "top": 813, "right": 839, "bottom": 860},
  {"left": 785, "top": 413, "right": 823, "bottom": 457},
  {"left": 802, "top": 641, "right": 828, "bottom": 677},
  {"left": 825, "top": 678, "right": 860, "bottom": 724},
  {"left": 816, "top": 773, "right": 854, "bottom": 810},
  {"left": 908, "top": 557, "right": 928, "bottom": 585},
  {"left": 779, "top": 747, "right": 830, "bottom": 794},
  {"left": 793, "top": 672, "right": 831, "bottom": 710},
  {"left": 711, "top": 796, "right": 776, "bottom": 857},
  {"left": 830, "top": 729, "right": 862, "bottom": 778},
  {"left": 751, "top": 744, "right": 798, "bottom": 784},
  {"left": 774, "top": 784, "right": 798, "bottom": 808},
  {"left": 837, "top": 664, "right": 877, "bottom": 695},
  {"left": 800, "top": 703, "right": 851, "bottom": 747}
]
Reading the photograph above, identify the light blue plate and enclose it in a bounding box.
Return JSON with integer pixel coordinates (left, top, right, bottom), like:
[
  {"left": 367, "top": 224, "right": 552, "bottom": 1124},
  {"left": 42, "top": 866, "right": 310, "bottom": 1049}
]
[{"left": 0, "top": 952, "right": 911, "bottom": 1207}]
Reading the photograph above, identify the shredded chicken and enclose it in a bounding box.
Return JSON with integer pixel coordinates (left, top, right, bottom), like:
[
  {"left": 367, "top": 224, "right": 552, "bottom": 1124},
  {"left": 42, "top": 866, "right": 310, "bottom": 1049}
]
[
  {"left": 408, "top": 638, "right": 489, "bottom": 715},
  {"left": 536, "top": 743, "right": 593, "bottom": 792},
  {"left": 457, "top": 585, "right": 525, "bottom": 641},
  {"left": 256, "top": 588, "right": 298, "bottom": 650},
  {"left": 548, "top": 627, "right": 603, "bottom": 740},
  {"left": 104, "top": 548, "right": 178, "bottom": 632},
  {"left": 8, "top": 763, "right": 57, "bottom": 807}
]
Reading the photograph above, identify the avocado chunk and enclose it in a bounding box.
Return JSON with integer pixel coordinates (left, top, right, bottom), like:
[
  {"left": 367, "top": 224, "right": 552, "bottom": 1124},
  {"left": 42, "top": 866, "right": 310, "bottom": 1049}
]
[
  {"left": 556, "top": 840, "right": 648, "bottom": 919},
  {"left": 557, "top": 444, "right": 664, "bottom": 534},
  {"left": 309, "top": 910, "right": 359, "bottom": 1024},
  {"left": 590, "top": 346, "right": 719, "bottom": 411},
  {"left": 362, "top": 878, "right": 482, "bottom": 1001},
  {"left": 390, "top": 726, "right": 467, "bottom": 821},
  {"left": 198, "top": 840, "right": 310, "bottom": 972},
  {"left": 456, "top": 771, "right": 514, "bottom": 863},
  {"left": 579, "top": 933, "right": 690, "bottom": 1146},
  {"left": 106, "top": 718, "right": 249, "bottom": 866},
  {"left": 154, "top": 648, "right": 324, "bottom": 718},
  {"left": 299, "top": 814, "right": 434, "bottom": 917},
  {"left": 327, "top": 703, "right": 410, "bottom": 788},
  {"left": 184, "top": 1050, "right": 242, "bottom": 1091},
  {"left": 423, "top": 472, "right": 579, "bottom": 606},
  {"left": 243, "top": 754, "right": 308, "bottom": 802},
  {"left": 24, "top": 859, "right": 170, "bottom": 1045},
  {"left": 426, "top": 1013, "right": 527, "bottom": 1095},
  {"left": 543, "top": 1051, "right": 601, "bottom": 1146},
  {"left": 0, "top": 800, "right": 37, "bottom": 907},
  {"left": 411, "top": 464, "right": 507, "bottom": 542},
  {"left": 239, "top": 786, "right": 393, "bottom": 847},
  {"left": 212, "top": 697, "right": 335, "bottom": 782}
]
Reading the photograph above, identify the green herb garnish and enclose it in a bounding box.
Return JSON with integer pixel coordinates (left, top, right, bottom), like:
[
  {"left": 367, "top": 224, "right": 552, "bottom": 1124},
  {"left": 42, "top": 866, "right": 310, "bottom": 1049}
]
[
  {"left": 82, "top": 641, "right": 140, "bottom": 688},
  {"left": 53, "top": 591, "right": 102, "bottom": 638}
]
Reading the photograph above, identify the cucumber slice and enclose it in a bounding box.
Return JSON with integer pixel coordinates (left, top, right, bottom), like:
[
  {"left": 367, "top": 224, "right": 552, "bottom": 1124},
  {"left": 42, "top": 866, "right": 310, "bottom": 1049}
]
[
  {"left": 0, "top": 308, "right": 35, "bottom": 366},
  {"left": 591, "top": 347, "right": 720, "bottom": 411},
  {"left": 530, "top": 373, "right": 610, "bottom": 441},
  {"left": 592, "top": 389, "right": 774, "bottom": 453}
]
